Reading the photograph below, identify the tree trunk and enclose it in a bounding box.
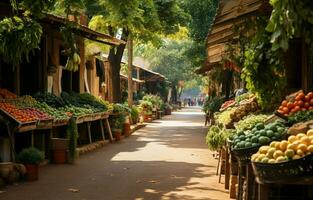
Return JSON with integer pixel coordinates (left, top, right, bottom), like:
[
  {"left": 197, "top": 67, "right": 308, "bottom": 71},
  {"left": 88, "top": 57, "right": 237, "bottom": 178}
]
[
  {"left": 172, "top": 85, "right": 178, "bottom": 103},
  {"left": 127, "top": 36, "right": 133, "bottom": 107},
  {"left": 108, "top": 28, "right": 129, "bottom": 103}
]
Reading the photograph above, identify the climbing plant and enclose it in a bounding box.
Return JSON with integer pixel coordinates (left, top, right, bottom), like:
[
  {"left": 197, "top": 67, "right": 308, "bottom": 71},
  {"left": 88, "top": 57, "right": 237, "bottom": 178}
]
[{"left": 241, "top": 17, "right": 285, "bottom": 111}]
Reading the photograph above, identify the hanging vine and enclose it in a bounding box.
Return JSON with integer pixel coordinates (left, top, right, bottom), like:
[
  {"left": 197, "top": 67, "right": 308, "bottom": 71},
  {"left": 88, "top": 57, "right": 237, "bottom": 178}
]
[{"left": 241, "top": 16, "right": 286, "bottom": 111}]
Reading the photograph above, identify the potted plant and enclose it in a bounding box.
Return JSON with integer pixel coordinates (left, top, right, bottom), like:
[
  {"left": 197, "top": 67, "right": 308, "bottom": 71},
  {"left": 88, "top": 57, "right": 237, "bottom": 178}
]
[
  {"left": 17, "top": 147, "right": 44, "bottom": 181},
  {"left": 130, "top": 105, "right": 139, "bottom": 124},
  {"left": 113, "top": 128, "right": 122, "bottom": 141},
  {"left": 123, "top": 115, "right": 131, "bottom": 137}
]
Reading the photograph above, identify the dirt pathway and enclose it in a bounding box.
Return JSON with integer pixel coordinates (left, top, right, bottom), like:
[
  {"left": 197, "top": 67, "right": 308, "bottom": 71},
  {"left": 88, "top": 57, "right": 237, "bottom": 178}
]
[{"left": 0, "top": 107, "right": 229, "bottom": 200}]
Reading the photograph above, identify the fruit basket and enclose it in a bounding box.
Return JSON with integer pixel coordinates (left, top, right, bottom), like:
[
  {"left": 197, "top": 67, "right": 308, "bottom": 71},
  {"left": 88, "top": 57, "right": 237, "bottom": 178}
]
[{"left": 252, "top": 153, "right": 313, "bottom": 184}]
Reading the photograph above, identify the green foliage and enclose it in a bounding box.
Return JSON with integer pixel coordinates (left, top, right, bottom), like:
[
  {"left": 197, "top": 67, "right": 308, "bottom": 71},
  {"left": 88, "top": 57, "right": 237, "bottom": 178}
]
[
  {"left": 130, "top": 105, "right": 139, "bottom": 123},
  {"left": 66, "top": 117, "right": 78, "bottom": 163},
  {"left": 110, "top": 104, "right": 129, "bottom": 131},
  {"left": 17, "top": 147, "right": 45, "bottom": 165},
  {"left": 235, "top": 93, "right": 251, "bottom": 104},
  {"left": 142, "top": 94, "right": 164, "bottom": 110},
  {"left": 288, "top": 110, "right": 313, "bottom": 125},
  {"left": 266, "top": 0, "right": 313, "bottom": 52},
  {"left": 202, "top": 96, "right": 224, "bottom": 114},
  {"left": 139, "top": 100, "right": 153, "bottom": 114},
  {"left": 0, "top": 16, "right": 42, "bottom": 66},
  {"left": 19, "top": 0, "right": 56, "bottom": 17},
  {"left": 206, "top": 125, "right": 235, "bottom": 151},
  {"left": 181, "top": 0, "right": 218, "bottom": 41},
  {"left": 241, "top": 18, "right": 286, "bottom": 111}
]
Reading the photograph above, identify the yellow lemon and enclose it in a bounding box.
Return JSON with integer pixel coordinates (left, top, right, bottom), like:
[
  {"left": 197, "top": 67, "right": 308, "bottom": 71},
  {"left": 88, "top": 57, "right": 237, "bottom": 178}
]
[
  {"left": 268, "top": 159, "right": 276, "bottom": 164},
  {"left": 300, "top": 136, "right": 311, "bottom": 145},
  {"left": 287, "top": 143, "right": 297, "bottom": 151},
  {"left": 307, "top": 129, "right": 313, "bottom": 137},
  {"left": 288, "top": 135, "right": 297, "bottom": 143},
  {"left": 266, "top": 147, "right": 276, "bottom": 159},
  {"left": 276, "top": 156, "right": 287, "bottom": 163},
  {"left": 297, "top": 144, "right": 307, "bottom": 152},
  {"left": 251, "top": 153, "right": 259, "bottom": 161},
  {"left": 270, "top": 141, "right": 277, "bottom": 148},
  {"left": 307, "top": 145, "right": 313, "bottom": 153},
  {"left": 292, "top": 154, "right": 302, "bottom": 160},
  {"left": 273, "top": 150, "right": 284, "bottom": 159},
  {"left": 296, "top": 149, "right": 305, "bottom": 156},
  {"left": 296, "top": 133, "right": 306, "bottom": 140},
  {"left": 259, "top": 146, "right": 270, "bottom": 154},
  {"left": 279, "top": 140, "right": 289, "bottom": 151},
  {"left": 285, "top": 149, "right": 295, "bottom": 158},
  {"left": 275, "top": 142, "right": 281, "bottom": 150}
]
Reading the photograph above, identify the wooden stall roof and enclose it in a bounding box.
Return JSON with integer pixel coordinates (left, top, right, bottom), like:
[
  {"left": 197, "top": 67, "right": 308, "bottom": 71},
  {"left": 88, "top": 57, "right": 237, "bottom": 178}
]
[
  {"left": 207, "top": 0, "right": 270, "bottom": 47},
  {"left": 198, "top": 0, "right": 270, "bottom": 75},
  {"left": 41, "top": 14, "right": 125, "bottom": 46},
  {"left": 120, "top": 74, "right": 145, "bottom": 83}
]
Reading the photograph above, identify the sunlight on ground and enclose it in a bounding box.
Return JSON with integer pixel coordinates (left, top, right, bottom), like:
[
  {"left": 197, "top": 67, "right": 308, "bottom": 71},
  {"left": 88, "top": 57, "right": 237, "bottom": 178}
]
[
  {"left": 111, "top": 141, "right": 208, "bottom": 164},
  {"left": 147, "top": 120, "right": 204, "bottom": 127}
]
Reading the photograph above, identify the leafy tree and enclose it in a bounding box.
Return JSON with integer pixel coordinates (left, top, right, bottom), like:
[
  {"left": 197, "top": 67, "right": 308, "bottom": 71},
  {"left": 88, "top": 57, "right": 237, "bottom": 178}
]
[{"left": 85, "top": 0, "right": 187, "bottom": 102}]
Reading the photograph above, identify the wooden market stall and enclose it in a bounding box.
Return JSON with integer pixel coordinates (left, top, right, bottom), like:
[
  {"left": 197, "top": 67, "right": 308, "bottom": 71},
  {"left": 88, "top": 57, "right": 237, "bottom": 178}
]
[
  {"left": 202, "top": 1, "right": 313, "bottom": 200},
  {"left": 0, "top": 1, "right": 125, "bottom": 163}
]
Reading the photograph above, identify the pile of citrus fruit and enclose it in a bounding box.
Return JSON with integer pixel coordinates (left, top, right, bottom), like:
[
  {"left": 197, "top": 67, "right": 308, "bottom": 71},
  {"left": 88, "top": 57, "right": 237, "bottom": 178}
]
[{"left": 252, "top": 129, "right": 313, "bottom": 163}]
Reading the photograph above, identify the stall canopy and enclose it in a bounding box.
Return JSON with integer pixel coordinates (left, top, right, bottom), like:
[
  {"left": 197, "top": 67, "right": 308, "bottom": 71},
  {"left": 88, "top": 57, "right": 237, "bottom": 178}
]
[
  {"left": 195, "top": 0, "right": 270, "bottom": 75},
  {"left": 41, "top": 14, "right": 125, "bottom": 46}
]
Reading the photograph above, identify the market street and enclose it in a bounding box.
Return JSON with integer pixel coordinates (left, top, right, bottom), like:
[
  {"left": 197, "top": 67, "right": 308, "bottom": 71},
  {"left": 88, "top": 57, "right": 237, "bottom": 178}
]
[{"left": 0, "top": 107, "right": 228, "bottom": 200}]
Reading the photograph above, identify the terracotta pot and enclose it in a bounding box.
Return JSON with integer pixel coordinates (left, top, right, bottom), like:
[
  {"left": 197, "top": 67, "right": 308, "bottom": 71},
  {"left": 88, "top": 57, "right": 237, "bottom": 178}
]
[
  {"left": 114, "top": 131, "right": 122, "bottom": 141},
  {"left": 123, "top": 123, "right": 131, "bottom": 136},
  {"left": 24, "top": 164, "right": 39, "bottom": 181},
  {"left": 53, "top": 149, "right": 67, "bottom": 164},
  {"left": 143, "top": 114, "right": 150, "bottom": 122}
]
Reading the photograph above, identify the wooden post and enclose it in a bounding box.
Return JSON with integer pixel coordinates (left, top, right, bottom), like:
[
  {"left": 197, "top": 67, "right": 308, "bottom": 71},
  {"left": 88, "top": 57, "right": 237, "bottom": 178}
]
[
  {"left": 52, "top": 38, "right": 61, "bottom": 96},
  {"left": 104, "top": 118, "right": 114, "bottom": 142},
  {"left": 127, "top": 37, "right": 133, "bottom": 107},
  {"left": 99, "top": 120, "right": 105, "bottom": 141},
  {"left": 87, "top": 122, "right": 92, "bottom": 144},
  {"left": 79, "top": 39, "right": 86, "bottom": 93},
  {"left": 225, "top": 146, "right": 230, "bottom": 190},
  {"left": 14, "top": 64, "right": 20, "bottom": 96}
]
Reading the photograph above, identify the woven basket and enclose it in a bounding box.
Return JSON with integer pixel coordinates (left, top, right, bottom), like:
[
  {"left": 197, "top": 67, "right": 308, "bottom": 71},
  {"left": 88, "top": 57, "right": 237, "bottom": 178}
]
[{"left": 252, "top": 153, "right": 313, "bottom": 184}]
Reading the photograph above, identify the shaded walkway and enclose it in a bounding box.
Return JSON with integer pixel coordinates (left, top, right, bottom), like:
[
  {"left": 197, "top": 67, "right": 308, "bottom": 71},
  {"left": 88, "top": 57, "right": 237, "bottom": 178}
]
[{"left": 0, "top": 107, "right": 229, "bottom": 200}]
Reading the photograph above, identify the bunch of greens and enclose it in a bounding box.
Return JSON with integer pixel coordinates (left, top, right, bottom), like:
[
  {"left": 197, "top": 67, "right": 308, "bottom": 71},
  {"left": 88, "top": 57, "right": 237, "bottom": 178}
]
[
  {"left": 235, "top": 114, "right": 268, "bottom": 131},
  {"left": 235, "top": 93, "right": 251, "bottom": 104},
  {"left": 142, "top": 94, "right": 164, "bottom": 110},
  {"left": 206, "top": 125, "right": 235, "bottom": 151},
  {"left": 139, "top": 100, "right": 153, "bottom": 114},
  {"left": 130, "top": 105, "right": 139, "bottom": 123},
  {"left": 33, "top": 92, "right": 65, "bottom": 108},
  {"left": 0, "top": 16, "right": 42, "bottom": 66},
  {"left": 202, "top": 96, "right": 224, "bottom": 114},
  {"left": 288, "top": 110, "right": 313, "bottom": 125},
  {"left": 61, "top": 92, "right": 108, "bottom": 113},
  {"left": 215, "top": 107, "right": 237, "bottom": 125}
]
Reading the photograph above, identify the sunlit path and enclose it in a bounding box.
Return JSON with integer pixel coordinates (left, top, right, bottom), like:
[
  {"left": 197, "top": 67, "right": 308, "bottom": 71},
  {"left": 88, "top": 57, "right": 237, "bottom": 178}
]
[{"left": 0, "top": 107, "right": 229, "bottom": 200}]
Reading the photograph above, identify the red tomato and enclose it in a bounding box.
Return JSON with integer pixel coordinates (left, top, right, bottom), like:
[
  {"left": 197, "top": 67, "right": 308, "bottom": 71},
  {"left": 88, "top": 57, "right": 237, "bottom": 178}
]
[
  {"left": 308, "top": 92, "right": 313, "bottom": 99},
  {"left": 297, "top": 100, "right": 304, "bottom": 107},
  {"left": 298, "top": 93, "right": 305, "bottom": 99},
  {"left": 304, "top": 102, "right": 310, "bottom": 108},
  {"left": 310, "top": 99, "right": 313, "bottom": 106},
  {"left": 283, "top": 107, "right": 289, "bottom": 113},
  {"left": 277, "top": 110, "right": 284, "bottom": 115},
  {"left": 309, "top": 107, "right": 313, "bottom": 110},
  {"left": 282, "top": 100, "right": 288, "bottom": 107},
  {"left": 287, "top": 102, "right": 294, "bottom": 109},
  {"left": 302, "top": 108, "right": 307, "bottom": 111},
  {"left": 305, "top": 95, "right": 310, "bottom": 102},
  {"left": 294, "top": 106, "right": 300, "bottom": 112}
]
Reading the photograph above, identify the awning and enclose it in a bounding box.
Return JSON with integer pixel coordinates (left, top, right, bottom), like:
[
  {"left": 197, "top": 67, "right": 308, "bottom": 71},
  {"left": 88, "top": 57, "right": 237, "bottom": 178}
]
[
  {"left": 120, "top": 74, "right": 145, "bottom": 83},
  {"left": 207, "top": 0, "right": 270, "bottom": 47},
  {"left": 41, "top": 14, "right": 125, "bottom": 46}
]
